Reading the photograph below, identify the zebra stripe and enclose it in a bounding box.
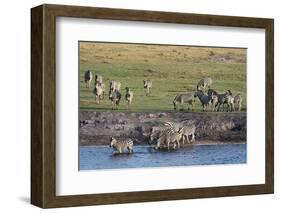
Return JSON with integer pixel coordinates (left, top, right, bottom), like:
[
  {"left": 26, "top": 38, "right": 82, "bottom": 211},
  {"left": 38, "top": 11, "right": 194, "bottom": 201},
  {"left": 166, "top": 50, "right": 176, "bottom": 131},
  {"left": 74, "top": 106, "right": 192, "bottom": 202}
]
[{"left": 109, "top": 137, "right": 133, "bottom": 154}]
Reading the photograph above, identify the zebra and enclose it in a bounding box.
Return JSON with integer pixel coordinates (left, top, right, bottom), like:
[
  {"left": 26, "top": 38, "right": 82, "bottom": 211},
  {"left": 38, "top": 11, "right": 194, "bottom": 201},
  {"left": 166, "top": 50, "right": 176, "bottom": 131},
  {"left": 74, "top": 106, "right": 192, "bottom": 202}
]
[
  {"left": 234, "top": 93, "right": 242, "bottom": 111},
  {"left": 125, "top": 87, "right": 133, "bottom": 109},
  {"left": 173, "top": 93, "right": 195, "bottom": 111},
  {"left": 84, "top": 70, "right": 93, "bottom": 88},
  {"left": 109, "top": 80, "right": 121, "bottom": 92},
  {"left": 149, "top": 122, "right": 180, "bottom": 143},
  {"left": 143, "top": 80, "right": 152, "bottom": 96},
  {"left": 208, "top": 89, "right": 230, "bottom": 112},
  {"left": 225, "top": 92, "right": 235, "bottom": 112},
  {"left": 109, "top": 137, "right": 133, "bottom": 154},
  {"left": 93, "top": 82, "right": 104, "bottom": 104},
  {"left": 164, "top": 121, "right": 196, "bottom": 145},
  {"left": 155, "top": 128, "right": 183, "bottom": 150},
  {"left": 181, "top": 124, "right": 196, "bottom": 144},
  {"left": 194, "top": 90, "right": 212, "bottom": 111},
  {"left": 95, "top": 74, "right": 103, "bottom": 84},
  {"left": 197, "top": 77, "right": 212, "bottom": 91},
  {"left": 109, "top": 89, "right": 122, "bottom": 110}
]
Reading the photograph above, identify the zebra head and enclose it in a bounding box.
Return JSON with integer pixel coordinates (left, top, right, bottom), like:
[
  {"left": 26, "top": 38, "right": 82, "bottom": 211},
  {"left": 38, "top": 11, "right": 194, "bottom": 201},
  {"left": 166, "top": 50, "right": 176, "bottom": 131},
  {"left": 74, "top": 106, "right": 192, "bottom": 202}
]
[{"left": 194, "top": 90, "right": 204, "bottom": 98}]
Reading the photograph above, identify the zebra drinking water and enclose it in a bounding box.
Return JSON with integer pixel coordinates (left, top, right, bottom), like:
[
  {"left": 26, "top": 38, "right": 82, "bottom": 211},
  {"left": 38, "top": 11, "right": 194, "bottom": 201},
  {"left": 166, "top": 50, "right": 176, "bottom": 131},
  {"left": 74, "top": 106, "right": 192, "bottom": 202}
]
[{"left": 154, "top": 128, "right": 183, "bottom": 150}]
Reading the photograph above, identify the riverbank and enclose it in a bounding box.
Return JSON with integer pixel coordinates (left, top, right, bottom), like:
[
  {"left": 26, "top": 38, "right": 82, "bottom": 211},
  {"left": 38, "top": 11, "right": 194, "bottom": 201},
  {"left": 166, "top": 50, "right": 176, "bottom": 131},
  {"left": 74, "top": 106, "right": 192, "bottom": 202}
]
[{"left": 79, "top": 111, "right": 246, "bottom": 146}]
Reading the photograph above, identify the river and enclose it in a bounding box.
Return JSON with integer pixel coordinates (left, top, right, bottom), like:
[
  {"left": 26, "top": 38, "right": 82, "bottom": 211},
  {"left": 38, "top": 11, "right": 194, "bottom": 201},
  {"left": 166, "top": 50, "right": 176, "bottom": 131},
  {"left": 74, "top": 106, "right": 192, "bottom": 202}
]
[{"left": 79, "top": 143, "right": 246, "bottom": 170}]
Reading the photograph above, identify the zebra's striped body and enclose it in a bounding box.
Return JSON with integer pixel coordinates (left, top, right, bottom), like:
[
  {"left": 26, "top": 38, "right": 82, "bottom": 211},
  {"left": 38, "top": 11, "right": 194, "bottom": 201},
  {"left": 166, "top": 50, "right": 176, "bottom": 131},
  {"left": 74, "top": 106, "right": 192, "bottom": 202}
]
[
  {"left": 95, "top": 74, "right": 103, "bottom": 84},
  {"left": 149, "top": 123, "right": 178, "bottom": 143},
  {"left": 109, "top": 137, "right": 133, "bottom": 154},
  {"left": 207, "top": 89, "right": 230, "bottom": 112},
  {"left": 194, "top": 90, "right": 212, "bottom": 111},
  {"left": 125, "top": 87, "right": 133, "bottom": 109},
  {"left": 197, "top": 77, "right": 212, "bottom": 91},
  {"left": 173, "top": 93, "right": 195, "bottom": 111},
  {"left": 181, "top": 124, "right": 196, "bottom": 144},
  {"left": 93, "top": 82, "right": 105, "bottom": 104},
  {"left": 225, "top": 93, "right": 235, "bottom": 112},
  {"left": 84, "top": 70, "right": 93, "bottom": 88},
  {"left": 234, "top": 93, "right": 242, "bottom": 111},
  {"left": 110, "top": 80, "right": 121, "bottom": 92},
  {"left": 155, "top": 128, "right": 183, "bottom": 150},
  {"left": 143, "top": 80, "right": 152, "bottom": 96}
]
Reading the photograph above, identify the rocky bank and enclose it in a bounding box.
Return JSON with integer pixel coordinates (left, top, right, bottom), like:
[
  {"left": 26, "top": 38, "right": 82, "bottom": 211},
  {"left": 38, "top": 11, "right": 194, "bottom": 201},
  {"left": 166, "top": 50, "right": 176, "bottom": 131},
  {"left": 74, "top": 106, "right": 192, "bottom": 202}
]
[{"left": 79, "top": 111, "right": 246, "bottom": 146}]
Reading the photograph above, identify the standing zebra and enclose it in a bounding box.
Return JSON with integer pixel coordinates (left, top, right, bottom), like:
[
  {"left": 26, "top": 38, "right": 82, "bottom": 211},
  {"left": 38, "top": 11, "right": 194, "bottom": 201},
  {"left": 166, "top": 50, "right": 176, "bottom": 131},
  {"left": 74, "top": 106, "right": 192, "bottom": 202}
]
[
  {"left": 109, "top": 137, "right": 134, "bottom": 154},
  {"left": 109, "top": 80, "right": 121, "bottom": 92},
  {"left": 197, "top": 77, "right": 212, "bottom": 91},
  {"left": 208, "top": 89, "right": 230, "bottom": 112},
  {"left": 181, "top": 124, "right": 196, "bottom": 144},
  {"left": 143, "top": 80, "right": 152, "bottom": 96},
  {"left": 234, "top": 93, "right": 243, "bottom": 111},
  {"left": 149, "top": 123, "right": 179, "bottom": 143},
  {"left": 95, "top": 74, "right": 103, "bottom": 84},
  {"left": 84, "top": 70, "right": 93, "bottom": 88},
  {"left": 155, "top": 128, "right": 183, "bottom": 150},
  {"left": 93, "top": 82, "right": 104, "bottom": 104},
  {"left": 94, "top": 74, "right": 105, "bottom": 99},
  {"left": 173, "top": 93, "right": 195, "bottom": 111},
  {"left": 125, "top": 87, "right": 133, "bottom": 109},
  {"left": 109, "top": 89, "right": 122, "bottom": 110},
  {"left": 194, "top": 90, "right": 212, "bottom": 111}
]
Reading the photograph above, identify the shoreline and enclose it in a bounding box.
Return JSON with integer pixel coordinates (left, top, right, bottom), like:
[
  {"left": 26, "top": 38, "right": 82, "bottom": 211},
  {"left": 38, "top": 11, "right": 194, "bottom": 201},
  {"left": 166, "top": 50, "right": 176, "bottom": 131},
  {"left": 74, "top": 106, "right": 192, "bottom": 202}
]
[
  {"left": 79, "top": 111, "right": 247, "bottom": 146},
  {"left": 80, "top": 141, "right": 247, "bottom": 147}
]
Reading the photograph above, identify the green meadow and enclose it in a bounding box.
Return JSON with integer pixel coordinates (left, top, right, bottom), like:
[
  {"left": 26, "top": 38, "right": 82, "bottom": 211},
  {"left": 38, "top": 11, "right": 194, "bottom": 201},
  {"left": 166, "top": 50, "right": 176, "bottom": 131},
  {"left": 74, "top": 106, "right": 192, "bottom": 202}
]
[{"left": 79, "top": 42, "right": 246, "bottom": 112}]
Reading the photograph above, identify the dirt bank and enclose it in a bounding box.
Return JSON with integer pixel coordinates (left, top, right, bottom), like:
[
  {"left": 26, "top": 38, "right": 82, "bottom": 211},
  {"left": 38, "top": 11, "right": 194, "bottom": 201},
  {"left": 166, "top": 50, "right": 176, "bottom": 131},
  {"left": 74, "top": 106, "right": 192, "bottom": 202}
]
[{"left": 79, "top": 111, "right": 246, "bottom": 146}]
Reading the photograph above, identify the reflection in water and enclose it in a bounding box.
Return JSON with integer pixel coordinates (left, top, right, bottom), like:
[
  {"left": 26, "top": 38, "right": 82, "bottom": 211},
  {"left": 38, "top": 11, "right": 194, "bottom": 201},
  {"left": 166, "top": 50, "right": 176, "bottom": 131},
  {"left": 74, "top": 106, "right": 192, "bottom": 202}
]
[{"left": 79, "top": 144, "right": 246, "bottom": 170}]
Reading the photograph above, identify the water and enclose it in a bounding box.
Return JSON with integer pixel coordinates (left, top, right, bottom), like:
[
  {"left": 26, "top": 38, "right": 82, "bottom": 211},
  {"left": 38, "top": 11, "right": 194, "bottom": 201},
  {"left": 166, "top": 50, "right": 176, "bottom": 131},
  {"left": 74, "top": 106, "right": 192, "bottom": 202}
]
[{"left": 79, "top": 143, "right": 246, "bottom": 170}]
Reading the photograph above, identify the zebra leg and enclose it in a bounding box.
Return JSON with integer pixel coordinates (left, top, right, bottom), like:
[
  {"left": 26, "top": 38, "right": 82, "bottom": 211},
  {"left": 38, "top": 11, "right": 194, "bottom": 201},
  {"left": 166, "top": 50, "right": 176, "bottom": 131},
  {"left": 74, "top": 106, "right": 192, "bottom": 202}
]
[
  {"left": 118, "top": 147, "right": 122, "bottom": 154},
  {"left": 127, "top": 146, "right": 133, "bottom": 153},
  {"left": 177, "top": 140, "right": 180, "bottom": 148},
  {"left": 186, "top": 135, "right": 190, "bottom": 143},
  {"left": 182, "top": 135, "right": 185, "bottom": 145},
  {"left": 191, "top": 134, "right": 195, "bottom": 143}
]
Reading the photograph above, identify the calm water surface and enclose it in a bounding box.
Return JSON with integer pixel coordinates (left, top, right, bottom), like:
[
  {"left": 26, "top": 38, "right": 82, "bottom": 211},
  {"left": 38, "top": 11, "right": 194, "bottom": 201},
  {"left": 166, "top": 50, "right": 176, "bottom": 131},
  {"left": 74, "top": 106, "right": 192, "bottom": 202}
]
[{"left": 79, "top": 143, "right": 246, "bottom": 170}]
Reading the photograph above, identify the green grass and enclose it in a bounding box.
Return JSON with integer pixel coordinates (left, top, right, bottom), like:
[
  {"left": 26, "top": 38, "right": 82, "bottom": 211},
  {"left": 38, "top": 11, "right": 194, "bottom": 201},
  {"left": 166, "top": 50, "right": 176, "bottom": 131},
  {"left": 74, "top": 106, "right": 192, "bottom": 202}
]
[{"left": 79, "top": 42, "right": 247, "bottom": 112}]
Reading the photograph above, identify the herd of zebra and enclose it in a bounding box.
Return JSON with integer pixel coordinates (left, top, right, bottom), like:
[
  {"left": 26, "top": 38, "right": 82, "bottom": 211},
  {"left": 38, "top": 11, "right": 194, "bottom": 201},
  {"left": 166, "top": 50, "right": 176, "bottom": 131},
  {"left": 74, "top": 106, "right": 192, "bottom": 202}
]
[
  {"left": 84, "top": 71, "right": 242, "bottom": 112},
  {"left": 109, "top": 120, "right": 196, "bottom": 154},
  {"left": 174, "top": 77, "right": 243, "bottom": 112},
  {"left": 84, "top": 70, "right": 151, "bottom": 110}
]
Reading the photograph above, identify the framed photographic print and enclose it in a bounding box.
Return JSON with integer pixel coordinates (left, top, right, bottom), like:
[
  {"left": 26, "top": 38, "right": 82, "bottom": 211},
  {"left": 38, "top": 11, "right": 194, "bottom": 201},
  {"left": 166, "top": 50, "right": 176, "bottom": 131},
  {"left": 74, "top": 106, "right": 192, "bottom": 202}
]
[{"left": 31, "top": 4, "right": 274, "bottom": 208}]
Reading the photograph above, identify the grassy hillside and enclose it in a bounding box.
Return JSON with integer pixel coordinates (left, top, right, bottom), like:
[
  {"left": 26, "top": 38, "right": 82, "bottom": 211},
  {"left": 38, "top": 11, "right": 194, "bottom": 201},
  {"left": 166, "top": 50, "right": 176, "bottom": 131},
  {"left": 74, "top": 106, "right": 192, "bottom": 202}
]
[{"left": 79, "top": 42, "right": 246, "bottom": 112}]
